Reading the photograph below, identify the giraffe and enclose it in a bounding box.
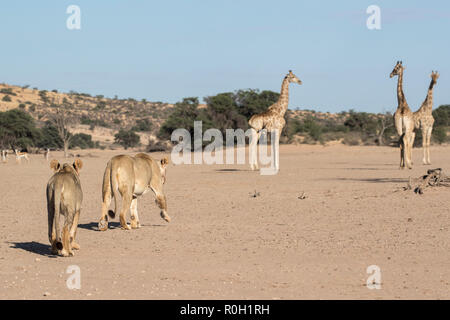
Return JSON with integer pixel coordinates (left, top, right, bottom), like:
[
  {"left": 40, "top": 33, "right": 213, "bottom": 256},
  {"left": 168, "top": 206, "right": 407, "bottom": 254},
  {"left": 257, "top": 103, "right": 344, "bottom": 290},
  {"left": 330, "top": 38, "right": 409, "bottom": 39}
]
[
  {"left": 248, "top": 70, "right": 302, "bottom": 171},
  {"left": 413, "top": 71, "right": 439, "bottom": 165},
  {"left": 390, "top": 61, "right": 415, "bottom": 169}
]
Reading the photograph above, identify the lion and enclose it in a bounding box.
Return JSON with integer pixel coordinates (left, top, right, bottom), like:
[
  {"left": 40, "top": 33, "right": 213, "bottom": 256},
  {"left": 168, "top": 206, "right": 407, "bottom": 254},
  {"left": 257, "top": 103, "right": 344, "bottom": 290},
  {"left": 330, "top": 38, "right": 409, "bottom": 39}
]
[
  {"left": 46, "top": 159, "right": 83, "bottom": 257},
  {"left": 98, "top": 153, "right": 170, "bottom": 231}
]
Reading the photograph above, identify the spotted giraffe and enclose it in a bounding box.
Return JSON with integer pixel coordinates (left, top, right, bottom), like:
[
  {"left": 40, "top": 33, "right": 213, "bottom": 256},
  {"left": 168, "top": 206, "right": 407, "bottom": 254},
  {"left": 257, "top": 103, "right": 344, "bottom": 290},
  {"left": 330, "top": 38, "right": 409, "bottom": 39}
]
[
  {"left": 413, "top": 71, "right": 439, "bottom": 165},
  {"left": 248, "top": 70, "right": 302, "bottom": 171},
  {"left": 390, "top": 61, "right": 415, "bottom": 169}
]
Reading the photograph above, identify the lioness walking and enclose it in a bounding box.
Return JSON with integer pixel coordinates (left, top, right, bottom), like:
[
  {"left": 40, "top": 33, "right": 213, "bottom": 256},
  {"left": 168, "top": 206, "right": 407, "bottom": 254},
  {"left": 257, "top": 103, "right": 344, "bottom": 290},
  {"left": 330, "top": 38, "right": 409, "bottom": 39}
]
[
  {"left": 98, "top": 153, "right": 170, "bottom": 231},
  {"left": 46, "top": 159, "right": 83, "bottom": 257}
]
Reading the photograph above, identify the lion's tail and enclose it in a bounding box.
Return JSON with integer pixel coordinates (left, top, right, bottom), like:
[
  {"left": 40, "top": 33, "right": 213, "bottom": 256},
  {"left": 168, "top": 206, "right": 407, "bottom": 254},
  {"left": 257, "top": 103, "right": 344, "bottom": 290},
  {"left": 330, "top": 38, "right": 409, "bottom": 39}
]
[
  {"left": 102, "top": 160, "right": 117, "bottom": 219},
  {"left": 53, "top": 179, "right": 63, "bottom": 250}
]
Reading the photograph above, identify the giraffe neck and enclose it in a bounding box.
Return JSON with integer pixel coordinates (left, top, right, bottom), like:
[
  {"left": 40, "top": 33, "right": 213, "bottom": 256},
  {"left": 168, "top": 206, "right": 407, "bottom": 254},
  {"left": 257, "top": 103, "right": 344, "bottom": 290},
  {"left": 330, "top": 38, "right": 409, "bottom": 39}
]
[
  {"left": 422, "top": 78, "right": 436, "bottom": 112},
  {"left": 396, "top": 70, "right": 407, "bottom": 107},
  {"left": 273, "top": 77, "right": 290, "bottom": 116}
]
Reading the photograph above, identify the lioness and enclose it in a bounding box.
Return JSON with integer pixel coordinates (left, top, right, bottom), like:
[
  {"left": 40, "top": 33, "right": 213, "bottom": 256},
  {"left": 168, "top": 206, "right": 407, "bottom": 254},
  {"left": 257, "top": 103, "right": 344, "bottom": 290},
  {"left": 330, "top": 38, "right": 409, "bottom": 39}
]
[
  {"left": 46, "top": 159, "right": 83, "bottom": 256},
  {"left": 98, "top": 153, "right": 170, "bottom": 231}
]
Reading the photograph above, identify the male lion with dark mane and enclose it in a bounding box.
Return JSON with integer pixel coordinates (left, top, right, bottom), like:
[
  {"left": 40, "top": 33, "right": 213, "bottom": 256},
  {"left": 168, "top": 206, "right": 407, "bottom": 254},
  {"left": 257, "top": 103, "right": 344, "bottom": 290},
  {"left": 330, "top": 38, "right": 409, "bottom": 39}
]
[{"left": 98, "top": 153, "right": 170, "bottom": 231}]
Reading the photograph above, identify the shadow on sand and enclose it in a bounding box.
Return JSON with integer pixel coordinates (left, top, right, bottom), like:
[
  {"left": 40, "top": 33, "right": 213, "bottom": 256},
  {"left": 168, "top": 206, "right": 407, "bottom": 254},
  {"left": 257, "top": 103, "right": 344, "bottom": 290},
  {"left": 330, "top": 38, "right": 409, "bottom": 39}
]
[
  {"left": 334, "top": 177, "right": 408, "bottom": 184},
  {"left": 77, "top": 221, "right": 167, "bottom": 231},
  {"left": 8, "top": 241, "right": 57, "bottom": 257},
  {"left": 78, "top": 221, "right": 120, "bottom": 231},
  {"left": 215, "top": 169, "right": 251, "bottom": 172}
]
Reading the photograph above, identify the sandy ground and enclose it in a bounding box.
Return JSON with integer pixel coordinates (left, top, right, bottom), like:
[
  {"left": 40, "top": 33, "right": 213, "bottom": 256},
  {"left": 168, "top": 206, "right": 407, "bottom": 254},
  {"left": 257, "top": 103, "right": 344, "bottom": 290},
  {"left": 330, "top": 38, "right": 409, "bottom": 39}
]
[{"left": 0, "top": 145, "right": 449, "bottom": 300}]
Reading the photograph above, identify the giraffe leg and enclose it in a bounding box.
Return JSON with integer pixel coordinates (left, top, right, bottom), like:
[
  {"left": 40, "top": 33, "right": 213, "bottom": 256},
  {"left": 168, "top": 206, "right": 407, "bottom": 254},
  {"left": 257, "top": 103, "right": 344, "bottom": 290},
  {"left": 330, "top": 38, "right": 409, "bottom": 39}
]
[
  {"left": 249, "top": 128, "right": 259, "bottom": 170},
  {"left": 426, "top": 126, "right": 433, "bottom": 165},
  {"left": 421, "top": 127, "right": 428, "bottom": 165},
  {"left": 405, "top": 133, "right": 413, "bottom": 169},
  {"left": 273, "top": 129, "right": 280, "bottom": 171},
  {"left": 399, "top": 134, "right": 405, "bottom": 169},
  {"left": 255, "top": 131, "right": 262, "bottom": 170},
  {"left": 409, "top": 131, "right": 415, "bottom": 166}
]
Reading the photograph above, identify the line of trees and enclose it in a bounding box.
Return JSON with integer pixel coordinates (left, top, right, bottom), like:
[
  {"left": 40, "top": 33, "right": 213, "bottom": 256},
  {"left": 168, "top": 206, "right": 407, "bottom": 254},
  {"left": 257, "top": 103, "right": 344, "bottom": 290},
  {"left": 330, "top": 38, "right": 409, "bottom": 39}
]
[
  {"left": 158, "top": 89, "right": 450, "bottom": 147},
  {"left": 2, "top": 87, "right": 449, "bottom": 152},
  {"left": 158, "top": 89, "right": 280, "bottom": 144},
  {"left": 0, "top": 109, "right": 98, "bottom": 153}
]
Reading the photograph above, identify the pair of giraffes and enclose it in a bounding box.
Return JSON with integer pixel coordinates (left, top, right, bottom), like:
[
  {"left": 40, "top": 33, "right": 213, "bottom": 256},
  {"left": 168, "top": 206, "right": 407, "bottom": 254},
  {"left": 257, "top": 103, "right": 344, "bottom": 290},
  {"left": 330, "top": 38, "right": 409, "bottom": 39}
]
[
  {"left": 391, "top": 61, "right": 439, "bottom": 169},
  {"left": 249, "top": 65, "right": 439, "bottom": 171}
]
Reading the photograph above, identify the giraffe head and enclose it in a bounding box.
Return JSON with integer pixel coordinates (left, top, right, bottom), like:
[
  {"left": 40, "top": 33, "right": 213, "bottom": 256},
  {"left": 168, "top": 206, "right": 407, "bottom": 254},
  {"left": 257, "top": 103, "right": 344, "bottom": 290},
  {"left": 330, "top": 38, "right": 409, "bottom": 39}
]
[
  {"left": 286, "top": 70, "right": 302, "bottom": 85},
  {"left": 390, "top": 61, "right": 404, "bottom": 78},
  {"left": 431, "top": 71, "right": 439, "bottom": 83}
]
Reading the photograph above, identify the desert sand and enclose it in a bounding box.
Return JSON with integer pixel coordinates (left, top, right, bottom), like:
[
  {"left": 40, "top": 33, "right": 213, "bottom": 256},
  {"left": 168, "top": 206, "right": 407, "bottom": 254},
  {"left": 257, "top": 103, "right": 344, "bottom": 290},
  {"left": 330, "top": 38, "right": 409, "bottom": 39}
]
[{"left": 0, "top": 145, "right": 449, "bottom": 299}]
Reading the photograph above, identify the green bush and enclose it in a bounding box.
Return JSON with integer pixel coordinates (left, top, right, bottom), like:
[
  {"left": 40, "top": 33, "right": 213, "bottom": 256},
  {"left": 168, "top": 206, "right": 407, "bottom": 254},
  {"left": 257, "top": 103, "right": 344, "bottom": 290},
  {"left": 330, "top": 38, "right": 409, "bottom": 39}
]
[
  {"left": 38, "top": 124, "right": 63, "bottom": 149},
  {"left": 0, "top": 109, "right": 41, "bottom": 148},
  {"left": 70, "top": 133, "right": 97, "bottom": 149},
  {"left": 234, "top": 89, "right": 279, "bottom": 119},
  {"left": 80, "top": 115, "right": 110, "bottom": 128},
  {"left": 158, "top": 90, "right": 279, "bottom": 146},
  {"left": 114, "top": 129, "right": 140, "bottom": 149},
  {"left": 158, "top": 97, "right": 213, "bottom": 142},
  {"left": 204, "top": 92, "right": 247, "bottom": 133},
  {"left": 2, "top": 95, "right": 12, "bottom": 102},
  {"left": 432, "top": 126, "right": 447, "bottom": 144},
  {"left": 433, "top": 105, "right": 450, "bottom": 127},
  {"left": 95, "top": 101, "right": 107, "bottom": 110},
  {"left": 0, "top": 88, "right": 16, "bottom": 96},
  {"left": 132, "top": 118, "right": 153, "bottom": 132}
]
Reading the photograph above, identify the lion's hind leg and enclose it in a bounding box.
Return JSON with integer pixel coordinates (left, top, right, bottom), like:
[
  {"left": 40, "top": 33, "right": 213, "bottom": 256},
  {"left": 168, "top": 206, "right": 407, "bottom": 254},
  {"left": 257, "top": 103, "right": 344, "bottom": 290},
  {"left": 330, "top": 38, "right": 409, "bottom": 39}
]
[
  {"left": 60, "top": 225, "right": 74, "bottom": 257},
  {"left": 60, "top": 208, "right": 75, "bottom": 257},
  {"left": 119, "top": 191, "right": 132, "bottom": 230},
  {"left": 99, "top": 195, "right": 111, "bottom": 231},
  {"left": 130, "top": 197, "right": 140, "bottom": 229},
  {"left": 70, "top": 210, "right": 81, "bottom": 250}
]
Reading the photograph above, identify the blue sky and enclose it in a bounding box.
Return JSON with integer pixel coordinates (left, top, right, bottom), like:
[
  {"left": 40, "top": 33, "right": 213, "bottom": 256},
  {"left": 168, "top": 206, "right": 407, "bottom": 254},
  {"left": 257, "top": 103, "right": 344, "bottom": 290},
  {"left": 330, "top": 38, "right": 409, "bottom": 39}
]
[{"left": 1, "top": 0, "right": 449, "bottom": 113}]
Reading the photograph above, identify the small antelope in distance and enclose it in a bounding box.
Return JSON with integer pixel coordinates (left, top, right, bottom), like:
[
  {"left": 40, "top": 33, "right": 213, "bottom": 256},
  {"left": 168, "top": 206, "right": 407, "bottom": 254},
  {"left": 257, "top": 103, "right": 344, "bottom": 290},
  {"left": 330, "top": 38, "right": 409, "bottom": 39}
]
[
  {"left": 1, "top": 150, "right": 8, "bottom": 163},
  {"left": 44, "top": 148, "right": 50, "bottom": 161},
  {"left": 15, "top": 149, "right": 30, "bottom": 164}
]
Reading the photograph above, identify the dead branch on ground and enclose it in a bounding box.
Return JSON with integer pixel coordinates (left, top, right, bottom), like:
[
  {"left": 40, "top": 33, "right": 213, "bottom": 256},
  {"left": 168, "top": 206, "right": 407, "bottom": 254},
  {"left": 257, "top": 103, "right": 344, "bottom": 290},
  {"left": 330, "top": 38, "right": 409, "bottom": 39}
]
[{"left": 404, "top": 168, "right": 450, "bottom": 194}]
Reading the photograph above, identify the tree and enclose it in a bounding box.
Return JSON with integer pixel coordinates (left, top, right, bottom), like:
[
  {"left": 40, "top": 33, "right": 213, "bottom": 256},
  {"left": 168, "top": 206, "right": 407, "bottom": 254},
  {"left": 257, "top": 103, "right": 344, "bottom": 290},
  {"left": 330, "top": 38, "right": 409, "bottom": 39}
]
[
  {"left": 38, "top": 124, "right": 63, "bottom": 149},
  {"left": 234, "top": 89, "right": 279, "bottom": 120},
  {"left": 0, "top": 109, "right": 41, "bottom": 149},
  {"left": 433, "top": 105, "right": 450, "bottom": 127},
  {"left": 204, "top": 92, "right": 247, "bottom": 133},
  {"left": 376, "top": 112, "right": 394, "bottom": 146},
  {"left": 132, "top": 118, "right": 153, "bottom": 132},
  {"left": 0, "top": 128, "right": 15, "bottom": 149},
  {"left": 2, "top": 95, "right": 12, "bottom": 102},
  {"left": 48, "top": 99, "right": 76, "bottom": 157},
  {"left": 432, "top": 126, "right": 447, "bottom": 144},
  {"left": 70, "top": 133, "right": 97, "bottom": 149},
  {"left": 114, "top": 129, "right": 140, "bottom": 149},
  {"left": 158, "top": 97, "right": 215, "bottom": 149}
]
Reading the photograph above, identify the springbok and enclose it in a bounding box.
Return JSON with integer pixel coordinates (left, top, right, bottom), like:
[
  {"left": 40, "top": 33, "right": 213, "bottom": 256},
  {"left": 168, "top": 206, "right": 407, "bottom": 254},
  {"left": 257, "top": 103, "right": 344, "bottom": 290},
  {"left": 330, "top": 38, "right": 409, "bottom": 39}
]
[
  {"left": 44, "top": 148, "right": 50, "bottom": 161},
  {"left": 15, "top": 149, "right": 30, "bottom": 164},
  {"left": 1, "top": 150, "right": 8, "bottom": 163}
]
